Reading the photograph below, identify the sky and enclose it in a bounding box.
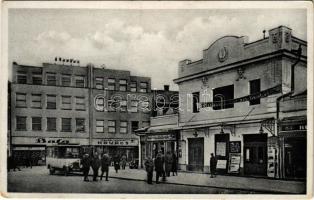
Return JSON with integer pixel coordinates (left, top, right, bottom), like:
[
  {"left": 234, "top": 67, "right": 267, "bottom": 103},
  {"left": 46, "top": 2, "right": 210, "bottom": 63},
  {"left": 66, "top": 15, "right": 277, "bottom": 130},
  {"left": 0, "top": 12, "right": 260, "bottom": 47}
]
[{"left": 8, "top": 9, "right": 307, "bottom": 90}]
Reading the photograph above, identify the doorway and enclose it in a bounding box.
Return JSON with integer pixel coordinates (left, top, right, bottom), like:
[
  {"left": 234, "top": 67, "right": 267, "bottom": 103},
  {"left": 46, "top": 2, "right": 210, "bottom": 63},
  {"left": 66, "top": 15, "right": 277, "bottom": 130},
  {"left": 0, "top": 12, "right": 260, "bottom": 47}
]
[
  {"left": 244, "top": 134, "right": 267, "bottom": 176},
  {"left": 188, "top": 138, "right": 204, "bottom": 171}
]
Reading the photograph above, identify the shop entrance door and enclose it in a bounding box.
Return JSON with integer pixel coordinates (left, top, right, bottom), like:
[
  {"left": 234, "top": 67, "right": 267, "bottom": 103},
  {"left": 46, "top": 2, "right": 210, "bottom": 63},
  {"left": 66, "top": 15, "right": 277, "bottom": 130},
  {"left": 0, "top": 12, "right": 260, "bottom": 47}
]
[
  {"left": 188, "top": 138, "right": 204, "bottom": 171},
  {"left": 284, "top": 137, "right": 306, "bottom": 179},
  {"left": 244, "top": 134, "right": 267, "bottom": 176}
]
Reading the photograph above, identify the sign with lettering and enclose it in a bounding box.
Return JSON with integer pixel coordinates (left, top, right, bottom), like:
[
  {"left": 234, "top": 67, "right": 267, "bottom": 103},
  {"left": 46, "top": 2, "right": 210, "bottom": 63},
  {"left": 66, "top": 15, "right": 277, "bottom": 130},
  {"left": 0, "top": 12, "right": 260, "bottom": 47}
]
[
  {"left": 36, "top": 137, "right": 70, "bottom": 144},
  {"left": 93, "top": 138, "right": 138, "bottom": 146},
  {"left": 216, "top": 159, "right": 227, "bottom": 169},
  {"left": 201, "top": 85, "right": 281, "bottom": 108},
  {"left": 146, "top": 134, "right": 176, "bottom": 141},
  {"left": 12, "top": 137, "right": 89, "bottom": 145},
  {"left": 216, "top": 142, "right": 226, "bottom": 157},
  {"left": 228, "top": 153, "right": 241, "bottom": 173},
  {"left": 229, "top": 141, "right": 241, "bottom": 153}
]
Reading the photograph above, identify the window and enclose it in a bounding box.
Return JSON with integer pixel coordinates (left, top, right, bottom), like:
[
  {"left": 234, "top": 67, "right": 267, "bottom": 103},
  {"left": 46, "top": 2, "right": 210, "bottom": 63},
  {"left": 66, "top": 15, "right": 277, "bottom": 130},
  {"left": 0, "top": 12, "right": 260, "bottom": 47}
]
[
  {"left": 131, "top": 121, "right": 139, "bottom": 133},
  {"left": 192, "top": 92, "right": 200, "bottom": 113},
  {"left": 139, "top": 100, "right": 150, "bottom": 113},
  {"left": 32, "top": 72, "right": 42, "bottom": 85},
  {"left": 96, "top": 120, "right": 104, "bottom": 133},
  {"left": 119, "top": 100, "right": 127, "bottom": 112},
  {"left": 140, "top": 82, "right": 148, "bottom": 93},
  {"left": 75, "top": 96, "right": 85, "bottom": 110},
  {"left": 130, "top": 82, "right": 137, "bottom": 92},
  {"left": 61, "top": 74, "right": 71, "bottom": 86},
  {"left": 17, "top": 71, "right": 27, "bottom": 84},
  {"left": 142, "top": 121, "right": 150, "bottom": 128},
  {"left": 129, "top": 100, "right": 138, "bottom": 112},
  {"left": 119, "top": 79, "right": 127, "bottom": 91},
  {"left": 47, "top": 95, "right": 56, "bottom": 109},
  {"left": 32, "top": 117, "right": 42, "bottom": 131},
  {"left": 46, "top": 72, "right": 57, "bottom": 86},
  {"left": 16, "top": 116, "right": 26, "bottom": 130},
  {"left": 120, "top": 121, "right": 128, "bottom": 134},
  {"left": 213, "top": 85, "right": 234, "bottom": 110},
  {"left": 75, "top": 76, "right": 85, "bottom": 87},
  {"left": 107, "top": 99, "right": 116, "bottom": 112},
  {"left": 95, "top": 97, "right": 105, "bottom": 111},
  {"left": 61, "top": 96, "right": 71, "bottom": 110},
  {"left": 16, "top": 93, "right": 27, "bottom": 107},
  {"left": 108, "top": 120, "right": 116, "bottom": 133},
  {"left": 95, "top": 77, "right": 104, "bottom": 89},
  {"left": 62, "top": 118, "right": 71, "bottom": 132},
  {"left": 47, "top": 118, "right": 57, "bottom": 131},
  {"left": 249, "top": 79, "right": 261, "bottom": 105},
  {"left": 31, "top": 94, "right": 42, "bottom": 108},
  {"left": 108, "top": 78, "right": 115, "bottom": 91},
  {"left": 76, "top": 118, "right": 85, "bottom": 132}
]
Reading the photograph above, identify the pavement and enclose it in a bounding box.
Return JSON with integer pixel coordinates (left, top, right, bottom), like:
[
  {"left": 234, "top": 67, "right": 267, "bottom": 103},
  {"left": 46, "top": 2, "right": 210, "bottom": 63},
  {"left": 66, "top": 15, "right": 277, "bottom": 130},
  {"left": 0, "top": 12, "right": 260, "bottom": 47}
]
[{"left": 102, "top": 166, "right": 306, "bottom": 194}]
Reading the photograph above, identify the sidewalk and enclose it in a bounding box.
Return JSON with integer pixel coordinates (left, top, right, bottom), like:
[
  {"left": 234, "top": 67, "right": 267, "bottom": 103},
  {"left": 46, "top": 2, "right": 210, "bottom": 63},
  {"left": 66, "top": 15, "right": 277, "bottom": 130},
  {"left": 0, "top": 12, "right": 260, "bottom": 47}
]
[{"left": 103, "top": 167, "right": 305, "bottom": 194}]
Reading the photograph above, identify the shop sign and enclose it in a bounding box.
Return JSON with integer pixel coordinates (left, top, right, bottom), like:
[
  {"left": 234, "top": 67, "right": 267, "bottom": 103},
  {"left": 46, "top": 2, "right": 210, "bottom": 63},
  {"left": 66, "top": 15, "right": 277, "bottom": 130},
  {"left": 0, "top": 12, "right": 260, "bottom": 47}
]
[
  {"left": 95, "top": 139, "right": 138, "bottom": 146},
  {"left": 216, "top": 159, "right": 227, "bottom": 169},
  {"left": 36, "top": 137, "right": 70, "bottom": 144},
  {"left": 146, "top": 134, "right": 176, "bottom": 141},
  {"left": 228, "top": 153, "right": 241, "bottom": 173},
  {"left": 281, "top": 124, "right": 307, "bottom": 131}
]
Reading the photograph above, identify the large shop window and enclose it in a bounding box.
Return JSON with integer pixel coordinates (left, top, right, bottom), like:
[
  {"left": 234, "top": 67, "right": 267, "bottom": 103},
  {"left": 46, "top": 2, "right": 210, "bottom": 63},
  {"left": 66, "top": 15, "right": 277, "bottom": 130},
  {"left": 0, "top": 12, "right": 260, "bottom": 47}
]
[
  {"left": 108, "top": 120, "right": 116, "bottom": 133},
  {"left": 62, "top": 118, "right": 72, "bottom": 132},
  {"left": 213, "top": 85, "right": 234, "bottom": 110},
  {"left": 32, "top": 117, "right": 42, "bottom": 131},
  {"left": 249, "top": 79, "right": 261, "bottom": 105},
  {"left": 192, "top": 92, "right": 200, "bottom": 113},
  {"left": 96, "top": 120, "right": 104, "bottom": 133},
  {"left": 76, "top": 118, "right": 85, "bottom": 132},
  {"left": 16, "top": 116, "right": 27, "bottom": 130},
  {"left": 16, "top": 93, "right": 27, "bottom": 108},
  {"left": 47, "top": 117, "right": 57, "bottom": 131}
]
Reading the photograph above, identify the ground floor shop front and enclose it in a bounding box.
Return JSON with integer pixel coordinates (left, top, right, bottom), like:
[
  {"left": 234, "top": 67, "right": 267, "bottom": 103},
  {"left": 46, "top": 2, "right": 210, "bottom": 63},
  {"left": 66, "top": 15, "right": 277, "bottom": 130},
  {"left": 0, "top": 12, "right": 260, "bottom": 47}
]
[{"left": 177, "top": 121, "right": 279, "bottom": 178}]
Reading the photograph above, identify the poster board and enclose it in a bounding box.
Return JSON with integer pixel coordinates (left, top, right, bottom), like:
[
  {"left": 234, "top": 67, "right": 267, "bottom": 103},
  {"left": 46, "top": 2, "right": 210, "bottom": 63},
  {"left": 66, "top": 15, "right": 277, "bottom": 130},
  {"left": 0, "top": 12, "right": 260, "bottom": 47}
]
[
  {"left": 228, "top": 153, "right": 241, "bottom": 173},
  {"left": 216, "top": 159, "right": 227, "bottom": 169}
]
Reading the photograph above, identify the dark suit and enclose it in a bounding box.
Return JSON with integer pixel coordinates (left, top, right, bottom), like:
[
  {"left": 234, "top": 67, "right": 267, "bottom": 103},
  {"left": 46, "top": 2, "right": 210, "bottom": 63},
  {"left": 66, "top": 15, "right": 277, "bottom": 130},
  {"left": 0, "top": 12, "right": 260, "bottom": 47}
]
[{"left": 100, "top": 154, "right": 110, "bottom": 181}]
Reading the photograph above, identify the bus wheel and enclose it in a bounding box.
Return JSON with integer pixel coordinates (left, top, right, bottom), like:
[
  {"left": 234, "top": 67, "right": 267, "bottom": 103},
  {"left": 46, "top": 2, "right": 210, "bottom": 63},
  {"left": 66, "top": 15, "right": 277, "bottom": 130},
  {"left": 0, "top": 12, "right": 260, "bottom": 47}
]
[{"left": 49, "top": 167, "right": 55, "bottom": 175}]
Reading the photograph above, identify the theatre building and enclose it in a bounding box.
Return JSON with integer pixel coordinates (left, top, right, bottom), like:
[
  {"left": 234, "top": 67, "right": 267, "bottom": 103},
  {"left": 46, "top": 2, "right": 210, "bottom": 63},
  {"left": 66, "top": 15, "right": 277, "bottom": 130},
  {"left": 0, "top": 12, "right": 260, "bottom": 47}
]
[
  {"left": 173, "top": 26, "right": 307, "bottom": 178},
  {"left": 10, "top": 62, "right": 152, "bottom": 165}
]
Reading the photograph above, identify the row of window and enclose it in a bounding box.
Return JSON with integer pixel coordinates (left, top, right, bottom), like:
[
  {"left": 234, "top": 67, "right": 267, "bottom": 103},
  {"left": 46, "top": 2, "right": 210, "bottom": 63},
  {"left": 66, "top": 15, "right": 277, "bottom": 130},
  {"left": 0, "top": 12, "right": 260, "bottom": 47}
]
[
  {"left": 16, "top": 93, "right": 86, "bottom": 111},
  {"left": 17, "top": 71, "right": 149, "bottom": 92},
  {"left": 192, "top": 79, "right": 261, "bottom": 113},
  {"left": 15, "top": 116, "right": 149, "bottom": 134},
  {"left": 16, "top": 116, "right": 85, "bottom": 132}
]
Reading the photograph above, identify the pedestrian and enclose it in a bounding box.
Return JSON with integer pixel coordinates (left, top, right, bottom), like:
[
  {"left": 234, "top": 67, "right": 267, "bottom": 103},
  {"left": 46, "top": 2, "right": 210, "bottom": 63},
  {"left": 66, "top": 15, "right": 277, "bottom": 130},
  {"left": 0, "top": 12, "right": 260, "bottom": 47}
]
[
  {"left": 27, "top": 153, "right": 33, "bottom": 168},
  {"left": 100, "top": 152, "right": 110, "bottom": 181},
  {"left": 154, "top": 152, "right": 164, "bottom": 184},
  {"left": 210, "top": 153, "right": 217, "bottom": 178},
  {"left": 144, "top": 157, "right": 154, "bottom": 184},
  {"left": 12, "top": 155, "right": 21, "bottom": 171},
  {"left": 172, "top": 152, "right": 178, "bottom": 176},
  {"left": 165, "top": 151, "right": 173, "bottom": 177},
  {"left": 121, "top": 154, "right": 127, "bottom": 170},
  {"left": 160, "top": 151, "right": 166, "bottom": 181},
  {"left": 81, "top": 153, "right": 91, "bottom": 181},
  {"left": 91, "top": 152, "right": 101, "bottom": 181},
  {"left": 113, "top": 154, "right": 120, "bottom": 173}
]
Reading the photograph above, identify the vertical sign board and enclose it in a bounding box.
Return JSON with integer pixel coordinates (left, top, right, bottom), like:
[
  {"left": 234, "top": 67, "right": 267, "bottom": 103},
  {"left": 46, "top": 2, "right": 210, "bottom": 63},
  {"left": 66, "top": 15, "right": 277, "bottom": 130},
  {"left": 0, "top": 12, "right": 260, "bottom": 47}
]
[{"left": 228, "top": 141, "right": 241, "bottom": 174}]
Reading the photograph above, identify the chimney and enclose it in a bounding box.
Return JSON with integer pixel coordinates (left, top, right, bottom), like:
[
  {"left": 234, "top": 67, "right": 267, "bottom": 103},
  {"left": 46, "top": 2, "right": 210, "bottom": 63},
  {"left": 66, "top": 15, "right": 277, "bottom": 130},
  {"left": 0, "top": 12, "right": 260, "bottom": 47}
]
[{"left": 164, "top": 85, "right": 170, "bottom": 91}]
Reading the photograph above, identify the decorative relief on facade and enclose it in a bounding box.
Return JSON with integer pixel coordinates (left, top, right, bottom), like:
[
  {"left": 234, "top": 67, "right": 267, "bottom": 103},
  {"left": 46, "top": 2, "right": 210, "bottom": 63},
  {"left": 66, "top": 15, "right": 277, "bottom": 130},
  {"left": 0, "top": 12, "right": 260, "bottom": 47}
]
[
  {"left": 236, "top": 67, "right": 246, "bottom": 81},
  {"left": 217, "top": 47, "right": 228, "bottom": 62},
  {"left": 285, "top": 31, "right": 291, "bottom": 43},
  {"left": 201, "top": 76, "right": 209, "bottom": 89}
]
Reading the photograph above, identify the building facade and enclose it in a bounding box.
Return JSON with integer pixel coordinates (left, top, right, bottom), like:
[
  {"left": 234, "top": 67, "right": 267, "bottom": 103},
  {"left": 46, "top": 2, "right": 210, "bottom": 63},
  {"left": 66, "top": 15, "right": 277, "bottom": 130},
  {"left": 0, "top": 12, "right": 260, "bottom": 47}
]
[
  {"left": 10, "top": 62, "right": 152, "bottom": 165},
  {"left": 173, "top": 26, "right": 307, "bottom": 179}
]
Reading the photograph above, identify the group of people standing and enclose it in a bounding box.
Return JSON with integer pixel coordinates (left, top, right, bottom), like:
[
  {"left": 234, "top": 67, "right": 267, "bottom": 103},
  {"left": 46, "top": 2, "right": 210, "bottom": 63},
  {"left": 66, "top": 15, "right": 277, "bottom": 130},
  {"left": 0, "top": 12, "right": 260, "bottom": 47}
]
[
  {"left": 81, "top": 152, "right": 128, "bottom": 182},
  {"left": 7, "top": 154, "right": 33, "bottom": 172},
  {"left": 144, "top": 151, "right": 178, "bottom": 184}
]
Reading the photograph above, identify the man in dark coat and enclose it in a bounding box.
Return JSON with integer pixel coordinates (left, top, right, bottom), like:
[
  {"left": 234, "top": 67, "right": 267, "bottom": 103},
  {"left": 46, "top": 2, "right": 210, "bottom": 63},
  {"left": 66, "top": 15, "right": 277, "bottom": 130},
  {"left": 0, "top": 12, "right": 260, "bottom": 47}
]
[
  {"left": 144, "top": 157, "right": 154, "bottom": 184},
  {"left": 81, "top": 153, "right": 91, "bottom": 181},
  {"left": 100, "top": 152, "right": 110, "bottom": 181},
  {"left": 113, "top": 154, "right": 120, "bottom": 173},
  {"left": 165, "top": 151, "right": 173, "bottom": 177},
  {"left": 91, "top": 152, "right": 101, "bottom": 181},
  {"left": 172, "top": 152, "right": 178, "bottom": 176},
  {"left": 154, "top": 153, "right": 164, "bottom": 184},
  {"left": 210, "top": 153, "right": 217, "bottom": 178}
]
